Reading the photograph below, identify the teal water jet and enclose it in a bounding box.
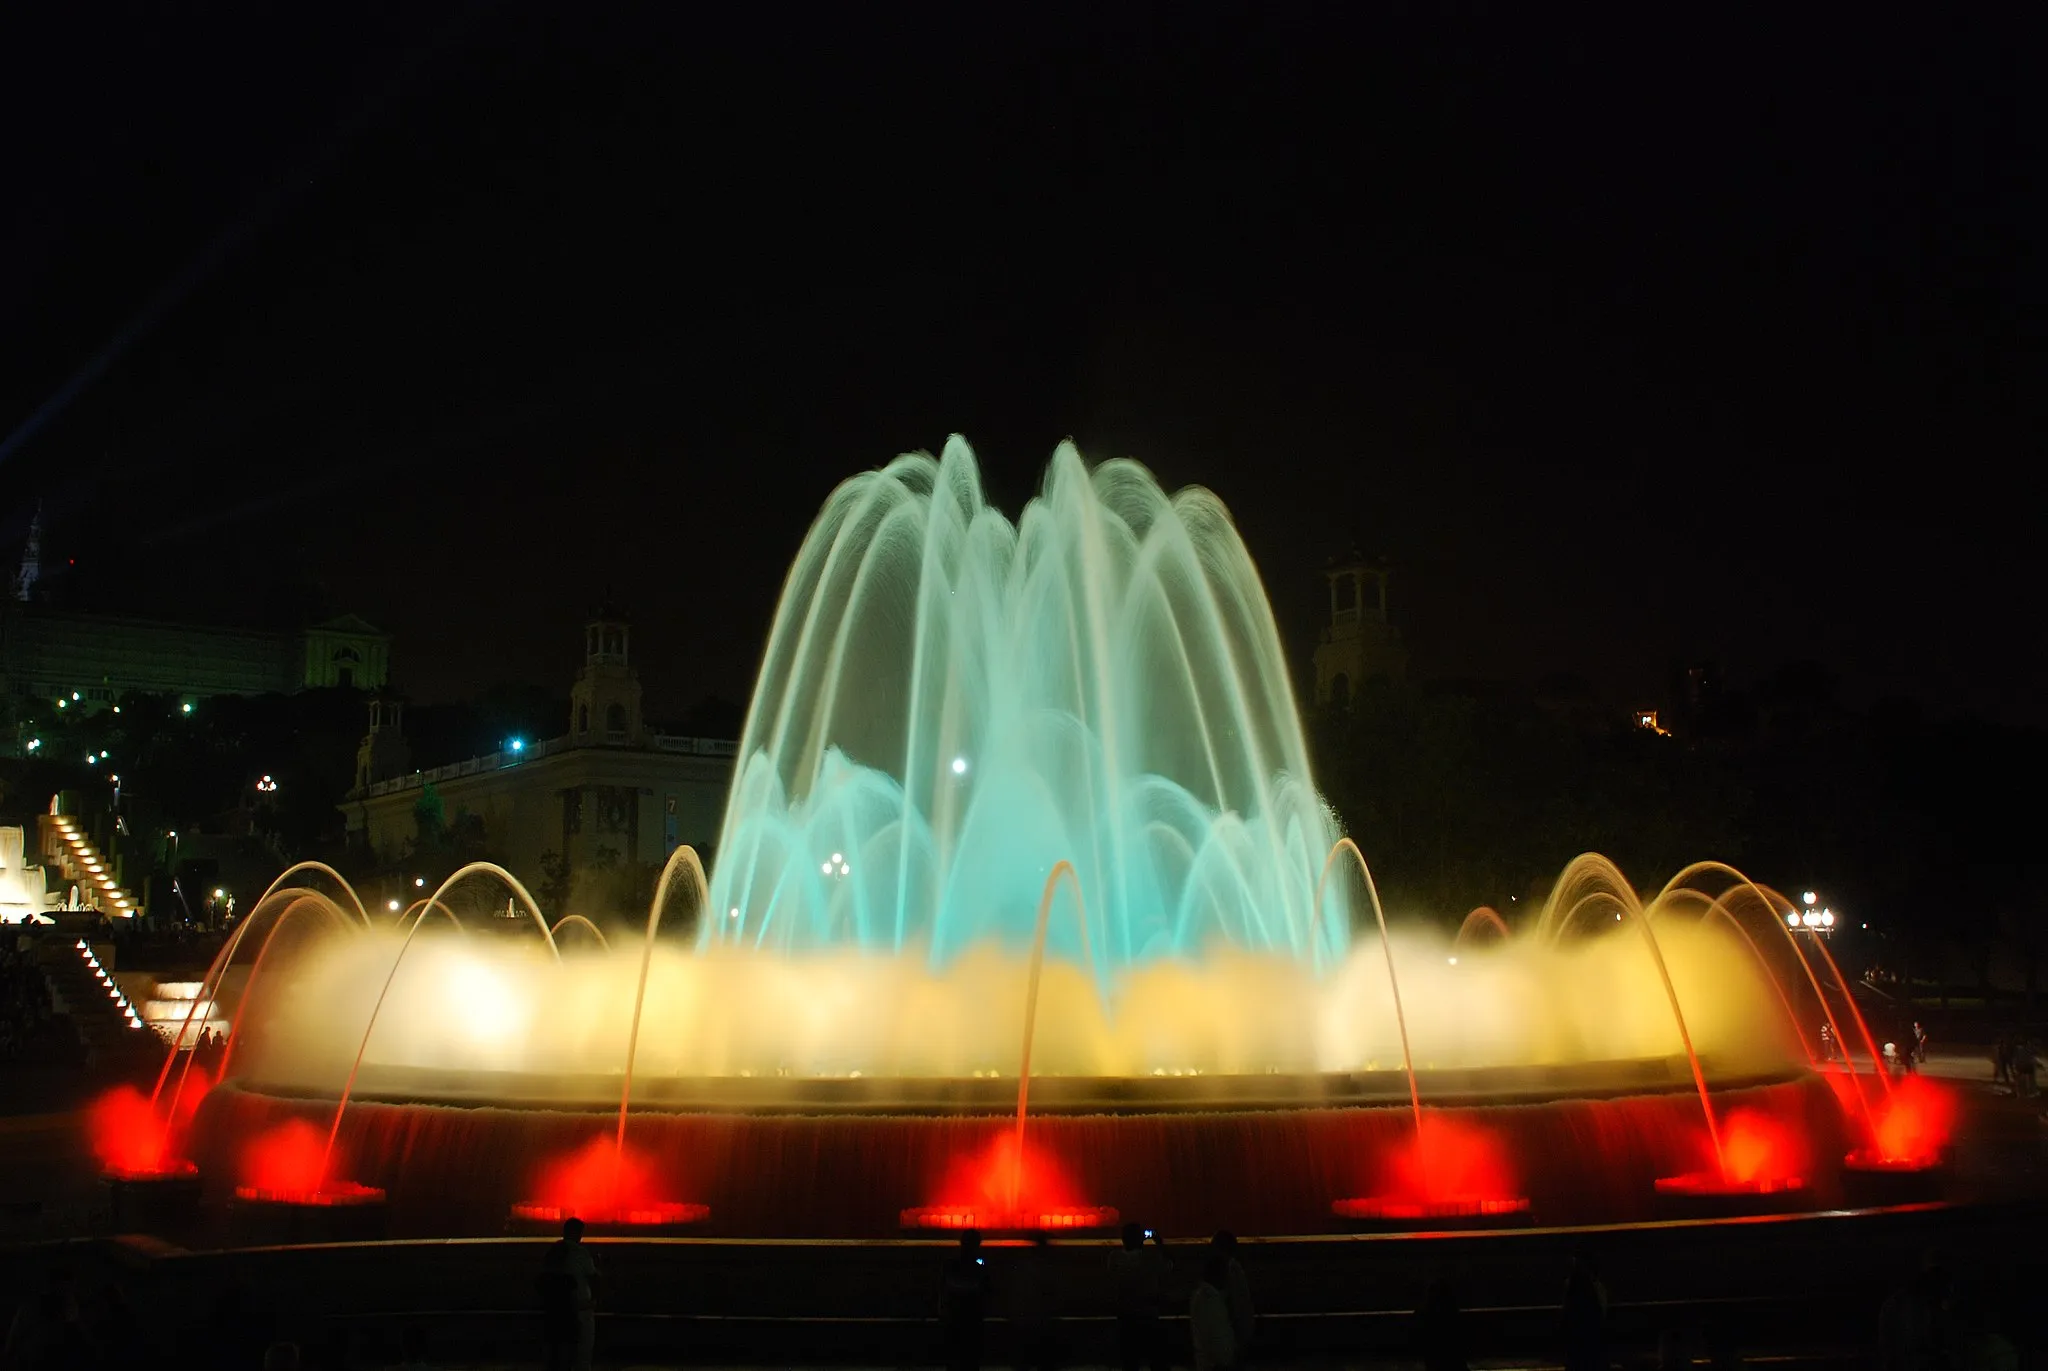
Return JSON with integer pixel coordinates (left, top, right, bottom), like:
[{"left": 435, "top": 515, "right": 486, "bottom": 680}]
[{"left": 706, "top": 438, "right": 1346, "bottom": 973}]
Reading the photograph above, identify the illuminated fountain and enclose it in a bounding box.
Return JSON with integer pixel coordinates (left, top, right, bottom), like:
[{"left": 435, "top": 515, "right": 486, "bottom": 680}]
[{"left": 132, "top": 439, "right": 1943, "bottom": 1238}]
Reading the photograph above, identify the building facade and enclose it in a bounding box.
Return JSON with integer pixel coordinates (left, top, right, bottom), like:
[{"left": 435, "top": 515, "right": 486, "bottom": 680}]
[
  {"left": 1312, "top": 556, "right": 1408, "bottom": 707},
  {"left": 0, "top": 607, "right": 389, "bottom": 708},
  {"left": 342, "top": 612, "right": 735, "bottom": 898}
]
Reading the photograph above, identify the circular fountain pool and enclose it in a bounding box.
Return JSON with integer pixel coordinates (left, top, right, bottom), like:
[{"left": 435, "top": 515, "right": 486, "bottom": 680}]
[{"left": 115, "top": 442, "right": 1925, "bottom": 1241}]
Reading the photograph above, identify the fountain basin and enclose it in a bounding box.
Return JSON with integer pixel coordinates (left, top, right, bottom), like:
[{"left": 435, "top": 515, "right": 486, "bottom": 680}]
[
  {"left": 508, "top": 1200, "right": 710, "bottom": 1235},
  {"left": 103, "top": 1162, "right": 203, "bottom": 1235},
  {"left": 1652, "top": 1171, "right": 1810, "bottom": 1221},
  {"left": 230, "top": 1183, "right": 388, "bottom": 1245},
  {"left": 1840, "top": 1150, "right": 1947, "bottom": 1207},
  {"left": 900, "top": 1204, "right": 1121, "bottom": 1234},
  {"left": 191, "top": 1069, "right": 1843, "bottom": 1239},
  {"left": 1330, "top": 1195, "right": 1533, "bottom": 1232}
]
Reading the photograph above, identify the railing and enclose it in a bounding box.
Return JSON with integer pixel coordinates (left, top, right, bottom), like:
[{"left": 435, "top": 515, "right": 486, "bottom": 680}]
[{"left": 358, "top": 733, "right": 737, "bottom": 798}]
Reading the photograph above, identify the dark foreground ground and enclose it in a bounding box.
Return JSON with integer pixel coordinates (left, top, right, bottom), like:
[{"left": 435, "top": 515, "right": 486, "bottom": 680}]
[{"left": 4, "top": 1199, "right": 2043, "bottom": 1369}]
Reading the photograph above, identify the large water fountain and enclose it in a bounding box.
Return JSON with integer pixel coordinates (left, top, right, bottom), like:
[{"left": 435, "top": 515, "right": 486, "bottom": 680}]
[{"left": 107, "top": 439, "right": 1941, "bottom": 1239}]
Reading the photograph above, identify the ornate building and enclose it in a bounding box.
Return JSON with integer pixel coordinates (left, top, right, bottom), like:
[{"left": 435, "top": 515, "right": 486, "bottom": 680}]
[
  {"left": 342, "top": 610, "right": 734, "bottom": 898},
  {"left": 1312, "top": 555, "right": 1408, "bottom": 707},
  {"left": 0, "top": 607, "right": 389, "bottom": 709}
]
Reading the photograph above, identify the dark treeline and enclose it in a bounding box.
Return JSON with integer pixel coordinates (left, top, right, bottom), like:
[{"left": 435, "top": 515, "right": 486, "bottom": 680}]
[{"left": 1309, "top": 666, "right": 2048, "bottom": 996}]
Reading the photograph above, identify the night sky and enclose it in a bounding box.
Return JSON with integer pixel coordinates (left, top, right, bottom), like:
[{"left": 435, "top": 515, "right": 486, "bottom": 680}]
[{"left": 3, "top": 5, "right": 2040, "bottom": 724}]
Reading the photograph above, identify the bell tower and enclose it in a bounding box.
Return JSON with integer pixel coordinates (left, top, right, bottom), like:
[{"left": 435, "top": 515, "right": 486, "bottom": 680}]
[
  {"left": 354, "top": 693, "right": 411, "bottom": 791},
  {"left": 1313, "top": 554, "right": 1408, "bottom": 708},
  {"left": 570, "top": 606, "right": 645, "bottom": 747}
]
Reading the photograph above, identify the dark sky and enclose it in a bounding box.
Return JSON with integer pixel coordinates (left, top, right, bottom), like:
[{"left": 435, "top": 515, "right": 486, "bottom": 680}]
[{"left": 3, "top": 4, "right": 2041, "bottom": 723}]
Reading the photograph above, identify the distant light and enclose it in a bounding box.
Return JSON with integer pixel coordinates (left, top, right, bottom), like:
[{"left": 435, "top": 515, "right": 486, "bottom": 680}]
[
  {"left": 181, "top": 702, "right": 193, "bottom": 714},
  {"left": 832, "top": 852, "right": 843, "bottom": 863},
  {"left": 213, "top": 888, "right": 225, "bottom": 900},
  {"left": 56, "top": 699, "right": 66, "bottom": 709},
  {"left": 71, "top": 692, "right": 79, "bottom": 701},
  {"left": 821, "top": 861, "right": 833, "bottom": 874},
  {"left": 414, "top": 876, "right": 425, "bottom": 887},
  {"left": 387, "top": 899, "right": 401, "bottom": 912},
  {"left": 99, "top": 750, "right": 107, "bottom": 758},
  {"left": 167, "top": 831, "right": 177, "bottom": 839},
  {"left": 1861, "top": 923, "right": 1868, "bottom": 930},
  {"left": 85, "top": 754, "right": 95, "bottom": 765},
  {"left": 509, "top": 738, "right": 525, "bottom": 753},
  {"left": 1802, "top": 911, "right": 1821, "bottom": 928},
  {"left": 1786, "top": 912, "right": 1800, "bottom": 927},
  {"left": 109, "top": 774, "right": 118, "bottom": 784},
  {"left": 950, "top": 756, "right": 968, "bottom": 776},
  {"left": 1802, "top": 891, "right": 1817, "bottom": 906},
  {"left": 1820, "top": 910, "right": 1835, "bottom": 927},
  {"left": 24, "top": 739, "right": 38, "bottom": 751},
  {"left": 112, "top": 706, "right": 120, "bottom": 714},
  {"left": 728, "top": 907, "right": 740, "bottom": 919},
  {"left": 1447, "top": 956, "right": 1458, "bottom": 965}
]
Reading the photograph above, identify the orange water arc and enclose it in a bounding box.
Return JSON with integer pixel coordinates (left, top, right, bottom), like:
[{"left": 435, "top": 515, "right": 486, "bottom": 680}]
[
  {"left": 320, "top": 862, "right": 560, "bottom": 1190},
  {"left": 1012, "top": 860, "right": 1091, "bottom": 1216},
  {"left": 612, "top": 844, "right": 708, "bottom": 1205}
]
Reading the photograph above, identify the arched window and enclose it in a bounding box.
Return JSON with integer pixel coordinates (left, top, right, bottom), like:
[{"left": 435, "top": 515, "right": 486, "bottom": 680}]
[
  {"left": 577, "top": 704, "right": 590, "bottom": 734},
  {"left": 605, "top": 703, "right": 627, "bottom": 737}
]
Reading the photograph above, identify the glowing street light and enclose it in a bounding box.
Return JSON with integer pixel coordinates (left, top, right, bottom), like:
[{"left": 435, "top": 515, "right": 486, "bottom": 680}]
[
  {"left": 181, "top": 702, "right": 193, "bottom": 714},
  {"left": 508, "top": 738, "right": 526, "bottom": 753},
  {"left": 950, "top": 756, "right": 969, "bottom": 776},
  {"left": 387, "top": 899, "right": 401, "bottom": 912},
  {"left": 1802, "top": 891, "right": 1818, "bottom": 907}
]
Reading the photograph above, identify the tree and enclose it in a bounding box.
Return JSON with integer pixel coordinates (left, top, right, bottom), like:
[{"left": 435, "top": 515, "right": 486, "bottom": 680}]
[{"left": 413, "top": 782, "right": 447, "bottom": 853}]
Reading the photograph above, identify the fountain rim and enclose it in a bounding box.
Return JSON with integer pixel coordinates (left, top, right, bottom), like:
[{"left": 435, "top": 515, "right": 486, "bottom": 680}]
[{"left": 222, "top": 1058, "right": 1813, "bottom": 1118}]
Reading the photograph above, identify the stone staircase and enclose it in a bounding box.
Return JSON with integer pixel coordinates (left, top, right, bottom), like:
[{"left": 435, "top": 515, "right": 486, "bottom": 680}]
[
  {"left": 40, "top": 812, "right": 140, "bottom": 915},
  {"left": 38, "top": 935, "right": 151, "bottom": 1063}
]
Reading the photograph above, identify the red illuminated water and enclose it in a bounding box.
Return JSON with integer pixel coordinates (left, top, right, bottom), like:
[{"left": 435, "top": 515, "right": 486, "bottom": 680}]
[
  {"left": 1653, "top": 1104, "right": 1812, "bottom": 1196},
  {"left": 1331, "top": 1111, "right": 1529, "bottom": 1221},
  {"left": 514, "top": 1134, "right": 708, "bottom": 1226},
  {"left": 234, "top": 1118, "right": 384, "bottom": 1205},
  {"left": 192, "top": 1074, "right": 1840, "bottom": 1237},
  {"left": 89, "top": 1085, "right": 182, "bottom": 1177},
  {"left": 1849, "top": 1074, "right": 1956, "bottom": 1168},
  {"left": 901, "top": 1129, "right": 1118, "bottom": 1231}
]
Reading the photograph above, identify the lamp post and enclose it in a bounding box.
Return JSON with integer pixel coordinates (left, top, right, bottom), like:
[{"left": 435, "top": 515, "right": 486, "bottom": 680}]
[{"left": 1785, "top": 888, "right": 1839, "bottom": 935}]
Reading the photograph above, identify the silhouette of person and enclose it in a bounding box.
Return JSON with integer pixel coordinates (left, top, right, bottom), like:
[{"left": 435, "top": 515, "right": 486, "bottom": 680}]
[
  {"left": 538, "top": 1215, "right": 597, "bottom": 1371},
  {"left": 1417, "top": 1272, "right": 1468, "bottom": 1371},
  {"left": 939, "top": 1228, "right": 993, "bottom": 1371},
  {"left": 1106, "top": 1222, "right": 1170, "bottom": 1371},
  {"left": 1560, "top": 1252, "right": 1609, "bottom": 1371},
  {"left": 1191, "top": 1252, "right": 1239, "bottom": 1371},
  {"left": 1009, "top": 1230, "right": 1060, "bottom": 1371},
  {"left": 1211, "top": 1230, "right": 1255, "bottom": 1362}
]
